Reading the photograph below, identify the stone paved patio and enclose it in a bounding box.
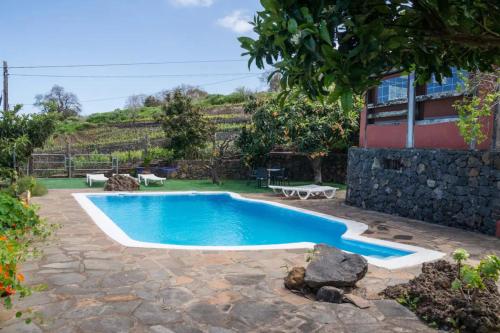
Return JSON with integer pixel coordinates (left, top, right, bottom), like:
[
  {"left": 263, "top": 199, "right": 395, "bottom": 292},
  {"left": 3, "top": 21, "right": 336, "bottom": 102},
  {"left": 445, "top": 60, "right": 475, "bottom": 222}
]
[{"left": 1, "top": 189, "right": 499, "bottom": 333}]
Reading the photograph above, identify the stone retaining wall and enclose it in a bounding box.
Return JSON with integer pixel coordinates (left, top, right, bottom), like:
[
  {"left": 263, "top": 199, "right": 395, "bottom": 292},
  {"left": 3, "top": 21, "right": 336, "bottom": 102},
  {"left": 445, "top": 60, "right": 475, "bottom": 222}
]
[
  {"left": 346, "top": 148, "right": 500, "bottom": 235},
  {"left": 117, "top": 154, "right": 348, "bottom": 183},
  {"left": 163, "top": 154, "right": 347, "bottom": 182}
]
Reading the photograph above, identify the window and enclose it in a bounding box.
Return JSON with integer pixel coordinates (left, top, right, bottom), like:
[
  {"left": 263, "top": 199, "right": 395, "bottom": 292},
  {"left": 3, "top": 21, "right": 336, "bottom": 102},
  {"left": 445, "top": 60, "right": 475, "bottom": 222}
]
[
  {"left": 377, "top": 75, "right": 408, "bottom": 104},
  {"left": 426, "top": 68, "right": 467, "bottom": 95}
]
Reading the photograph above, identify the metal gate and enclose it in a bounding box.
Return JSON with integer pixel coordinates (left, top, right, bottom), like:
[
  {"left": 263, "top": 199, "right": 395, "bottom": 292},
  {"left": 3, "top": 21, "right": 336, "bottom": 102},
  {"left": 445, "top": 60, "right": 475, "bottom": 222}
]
[
  {"left": 27, "top": 153, "right": 118, "bottom": 177},
  {"left": 70, "top": 154, "right": 118, "bottom": 177},
  {"left": 28, "top": 154, "right": 68, "bottom": 177}
]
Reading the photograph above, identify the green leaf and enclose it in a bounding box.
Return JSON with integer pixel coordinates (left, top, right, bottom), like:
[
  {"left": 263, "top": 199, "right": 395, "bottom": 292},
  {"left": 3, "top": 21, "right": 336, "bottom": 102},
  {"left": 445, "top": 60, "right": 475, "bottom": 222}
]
[
  {"left": 319, "top": 21, "right": 332, "bottom": 46},
  {"left": 340, "top": 92, "right": 353, "bottom": 111},
  {"left": 238, "top": 37, "right": 254, "bottom": 49},
  {"left": 287, "top": 19, "right": 298, "bottom": 33},
  {"left": 260, "top": 0, "right": 275, "bottom": 11}
]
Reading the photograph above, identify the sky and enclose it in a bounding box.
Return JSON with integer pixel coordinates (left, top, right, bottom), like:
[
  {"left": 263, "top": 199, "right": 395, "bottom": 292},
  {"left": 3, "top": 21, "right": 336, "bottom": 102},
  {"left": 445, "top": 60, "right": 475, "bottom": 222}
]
[{"left": 0, "top": 0, "right": 265, "bottom": 115}]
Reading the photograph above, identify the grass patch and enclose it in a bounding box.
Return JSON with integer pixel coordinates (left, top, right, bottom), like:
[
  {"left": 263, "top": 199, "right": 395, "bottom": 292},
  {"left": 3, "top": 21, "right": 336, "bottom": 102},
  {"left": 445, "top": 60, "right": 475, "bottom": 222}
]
[{"left": 37, "top": 178, "right": 346, "bottom": 194}]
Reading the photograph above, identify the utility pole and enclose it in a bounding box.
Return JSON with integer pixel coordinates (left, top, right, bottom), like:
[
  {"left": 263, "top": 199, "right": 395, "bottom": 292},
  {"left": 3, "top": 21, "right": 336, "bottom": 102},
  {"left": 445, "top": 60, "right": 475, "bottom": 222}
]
[{"left": 3, "top": 61, "right": 8, "bottom": 112}]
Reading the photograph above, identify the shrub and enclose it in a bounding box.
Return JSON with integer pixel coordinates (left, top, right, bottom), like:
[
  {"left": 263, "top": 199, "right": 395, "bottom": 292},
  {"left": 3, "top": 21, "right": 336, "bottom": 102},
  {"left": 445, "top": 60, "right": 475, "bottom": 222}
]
[
  {"left": 451, "top": 249, "right": 500, "bottom": 303},
  {"left": 31, "top": 183, "right": 48, "bottom": 197},
  {"left": 0, "top": 192, "right": 54, "bottom": 311},
  {"left": 1, "top": 176, "right": 48, "bottom": 198},
  {"left": 12, "top": 176, "right": 35, "bottom": 196},
  {"left": 383, "top": 250, "right": 500, "bottom": 332}
]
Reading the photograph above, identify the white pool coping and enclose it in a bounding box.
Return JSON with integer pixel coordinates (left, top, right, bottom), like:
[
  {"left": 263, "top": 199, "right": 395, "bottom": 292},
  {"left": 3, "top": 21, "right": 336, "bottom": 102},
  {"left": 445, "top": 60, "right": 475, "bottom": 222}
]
[{"left": 72, "top": 191, "right": 445, "bottom": 270}]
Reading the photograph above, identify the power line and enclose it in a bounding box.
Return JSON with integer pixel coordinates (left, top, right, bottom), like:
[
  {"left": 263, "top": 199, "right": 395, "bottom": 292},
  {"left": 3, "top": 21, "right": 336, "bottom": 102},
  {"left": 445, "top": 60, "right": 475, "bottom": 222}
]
[
  {"left": 13, "top": 74, "right": 259, "bottom": 106},
  {"left": 9, "top": 59, "right": 247, "bottom": 69},
  {"left": 10, "top": 72, "right": 262, "bottom": 79}
]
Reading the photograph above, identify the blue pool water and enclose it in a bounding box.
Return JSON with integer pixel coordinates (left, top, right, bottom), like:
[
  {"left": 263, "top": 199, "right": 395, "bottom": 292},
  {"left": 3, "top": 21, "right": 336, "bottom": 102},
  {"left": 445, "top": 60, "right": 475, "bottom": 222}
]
[{"left": 88, "top": 193, "right": 413, "bottom": 259}]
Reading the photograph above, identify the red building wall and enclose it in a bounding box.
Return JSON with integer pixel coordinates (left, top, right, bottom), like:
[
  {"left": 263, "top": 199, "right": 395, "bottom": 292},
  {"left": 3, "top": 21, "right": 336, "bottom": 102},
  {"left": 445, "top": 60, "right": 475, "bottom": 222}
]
[{"left": 360, "top": 108, "right": 494, "bottom": 150}]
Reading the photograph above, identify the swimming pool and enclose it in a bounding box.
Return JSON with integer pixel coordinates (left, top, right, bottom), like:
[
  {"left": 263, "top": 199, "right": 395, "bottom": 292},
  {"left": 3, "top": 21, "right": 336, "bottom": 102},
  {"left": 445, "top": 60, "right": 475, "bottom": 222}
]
[{"left": 73, "top": 192, "right": 444, "bottom": 269}]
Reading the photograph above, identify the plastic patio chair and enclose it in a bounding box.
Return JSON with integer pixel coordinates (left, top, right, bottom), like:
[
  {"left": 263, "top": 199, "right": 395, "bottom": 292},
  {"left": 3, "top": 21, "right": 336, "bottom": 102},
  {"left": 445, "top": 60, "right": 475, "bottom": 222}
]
[{"left": 254, "top": 167, "right": 268, "bottom": 188}]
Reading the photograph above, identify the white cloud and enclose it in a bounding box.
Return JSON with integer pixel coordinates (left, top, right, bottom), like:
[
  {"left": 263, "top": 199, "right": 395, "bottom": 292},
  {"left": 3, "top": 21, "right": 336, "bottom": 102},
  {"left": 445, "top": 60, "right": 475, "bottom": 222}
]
[
  {"left": 216, "top": 10, "right": 253, "bottom": 33},
  {"left": 170, "top": 0, "right": 213, "bottom": 7}
]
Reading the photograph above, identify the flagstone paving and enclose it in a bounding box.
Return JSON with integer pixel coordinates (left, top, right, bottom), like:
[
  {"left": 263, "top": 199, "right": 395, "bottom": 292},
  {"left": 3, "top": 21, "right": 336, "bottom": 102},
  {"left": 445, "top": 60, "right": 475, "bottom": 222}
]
[{"left": 1, "top": 189, "right": 498, "bottom": 332}]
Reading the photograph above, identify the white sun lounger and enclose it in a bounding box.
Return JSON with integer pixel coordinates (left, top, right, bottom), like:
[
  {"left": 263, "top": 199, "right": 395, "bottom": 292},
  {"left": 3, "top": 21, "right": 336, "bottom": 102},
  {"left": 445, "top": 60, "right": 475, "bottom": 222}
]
[
  {"left": 86, "top": 174, "right": 108, "bottom": 187},
  {"left": 138, "top": 174, "right": 166, "bottom": 186},
  {"left": 269, "top": 184, "right": 338, "bottom": 200}
]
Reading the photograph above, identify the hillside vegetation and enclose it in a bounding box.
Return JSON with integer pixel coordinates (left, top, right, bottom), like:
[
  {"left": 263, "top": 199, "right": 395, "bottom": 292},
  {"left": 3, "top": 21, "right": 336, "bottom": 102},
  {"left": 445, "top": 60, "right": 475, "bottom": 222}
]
[{"left": 38, "top": 92, "right": 260, "bottom": 154}]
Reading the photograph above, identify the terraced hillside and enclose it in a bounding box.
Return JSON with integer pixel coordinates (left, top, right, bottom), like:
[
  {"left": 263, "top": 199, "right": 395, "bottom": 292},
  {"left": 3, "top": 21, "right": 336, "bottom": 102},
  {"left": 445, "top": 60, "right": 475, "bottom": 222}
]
[{"left": 38, "top": 102, "right": 250, "bottom": 155}]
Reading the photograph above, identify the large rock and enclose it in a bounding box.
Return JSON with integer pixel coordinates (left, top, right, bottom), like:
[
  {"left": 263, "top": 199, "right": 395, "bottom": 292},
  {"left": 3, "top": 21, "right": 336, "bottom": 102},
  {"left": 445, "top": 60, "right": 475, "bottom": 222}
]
[
  {"left": 284, "top": 266, "right": 305, "bottom": 290},
  {"left": 104, "top": 175, "right": 140, "bottom": 191},
  {"left": 304, "top": 244, "right": 367, "bottom": 289}
]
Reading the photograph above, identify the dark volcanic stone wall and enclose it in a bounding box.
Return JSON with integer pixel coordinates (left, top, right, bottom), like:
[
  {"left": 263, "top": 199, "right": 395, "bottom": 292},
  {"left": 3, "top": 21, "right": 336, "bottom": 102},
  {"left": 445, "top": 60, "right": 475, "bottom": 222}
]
[{"left": 346, "top": 148, "right": 500, "bottom": 235}]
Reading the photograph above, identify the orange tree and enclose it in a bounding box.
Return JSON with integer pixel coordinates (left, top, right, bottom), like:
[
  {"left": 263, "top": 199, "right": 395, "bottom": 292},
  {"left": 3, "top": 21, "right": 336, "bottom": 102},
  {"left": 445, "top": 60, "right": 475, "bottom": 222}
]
[
  {"left": 238, "top": 91, "right": 359, "bottom": 184},
  {"left": 240, "top": 0, "right": 500, "bottom": 109}
]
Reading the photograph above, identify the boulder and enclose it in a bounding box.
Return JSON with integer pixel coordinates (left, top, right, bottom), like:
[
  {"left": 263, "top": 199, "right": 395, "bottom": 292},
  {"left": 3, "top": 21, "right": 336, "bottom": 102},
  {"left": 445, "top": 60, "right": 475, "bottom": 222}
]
[
  {"left": 304, "top": 244, "right": 368, "bottom": 289},
  {"left": 316, "top": 286, "right": 344, "bottom": 303},
  {"left": 284, "top": 266, "right": 305, "bottom": 290},
  {"left": 104, "top": 175, "right": 140, "bottom": 191}
]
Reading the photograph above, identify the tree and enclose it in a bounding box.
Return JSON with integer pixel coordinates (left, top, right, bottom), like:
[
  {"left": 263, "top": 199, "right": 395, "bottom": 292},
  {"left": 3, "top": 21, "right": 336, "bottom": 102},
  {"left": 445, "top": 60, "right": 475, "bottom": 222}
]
[
  {"left": 240, "top": 1, "right": 500, "bottom": 108},
  {"left": 454, "top": 70, "right": 500, "bottom": 149},
  {"left": 144, "top": 95, "right": 161, "bottom": 107},
  {"left": 161, "top": 89, "right": 210, "bottom": 159},
  {"left": 34, "top": 85, "right": 82, "bottom": 118},
  {"left": 206, "top": 129, "right": 236, "bottom": 185},
  {"left": 282, "top": 94, "right": 359, "bottom": 184},
  {"left": 239, "top": 91, "right": 359, "bottom": 184},
  {"left": 260, "top": 70, "right": 282, "bottom": 92},
  {"left": 236, "top": 95, "right": 284, "bottom": 168},
  {"left": 125, "top": 94, "right": 146, "bottom": 123},
  {"left": 176, "top": 84, "right": 208, "bottom": 100},
  {"left": 0, "top": 105, "right": 56, "bottom": 178}
]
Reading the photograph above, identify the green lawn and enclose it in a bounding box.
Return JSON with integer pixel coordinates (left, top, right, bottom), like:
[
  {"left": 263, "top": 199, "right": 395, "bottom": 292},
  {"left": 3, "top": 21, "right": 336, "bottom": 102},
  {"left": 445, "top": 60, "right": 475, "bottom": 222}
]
[{"left": 37, "top": 178, "right": 346, "bottom": 194}]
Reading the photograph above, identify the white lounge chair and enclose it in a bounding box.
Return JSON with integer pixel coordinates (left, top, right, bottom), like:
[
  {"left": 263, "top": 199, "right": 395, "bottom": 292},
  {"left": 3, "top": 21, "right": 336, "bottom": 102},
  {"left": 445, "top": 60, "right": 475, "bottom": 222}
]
[
  {"left": 138, "top": 174, "right": 166, "bottom": 186},
  {"left": 86, "top": 174, "right": 108, "bottom": 187},
  {"left": 269, "top": 184, "right": 338, "bottom": 200}
]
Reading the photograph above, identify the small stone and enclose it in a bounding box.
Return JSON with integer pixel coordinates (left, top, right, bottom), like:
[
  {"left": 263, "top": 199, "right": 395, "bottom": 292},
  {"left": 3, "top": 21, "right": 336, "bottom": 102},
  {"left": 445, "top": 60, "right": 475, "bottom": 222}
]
[
  {"left": 467, "top": 156, "right": 481, "bottom": 167},
  {"left": 416, "top": 163, "right": 426, "bottom": 174},
  {"left": 343, "top": 294, "right": 371, "bottom": 309},
  {"left": 316, "top": 286, "right": 344, "bottom": 303},
  {"left": 284, "top": 266, "right": 305, "bottom": 290},
  {"left": 426, "top": 179, "right": 436, "bottom": 188},
  {"left": 371, "top": 158, "right": 381, "bottom": 170},
  {"left": 432, "top": 188, "right": 443, "bottom": 200},
  {"left": 468, "top": 168, "right": 479, "bottom": 177}
]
